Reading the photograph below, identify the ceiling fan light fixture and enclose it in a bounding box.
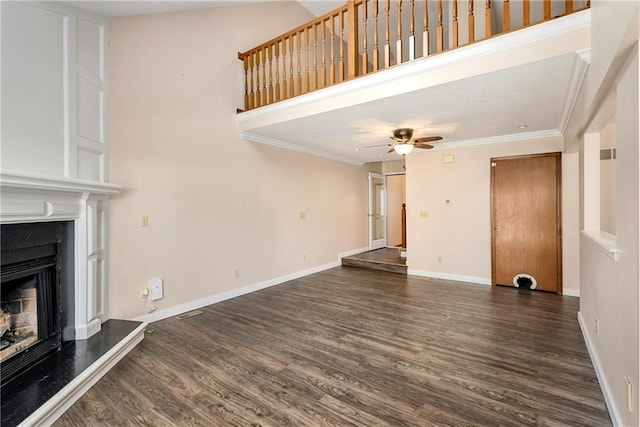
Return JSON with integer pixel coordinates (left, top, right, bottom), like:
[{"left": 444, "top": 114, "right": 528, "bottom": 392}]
[{"left": 394, "top": 143, "right": 414, "bottom": 155}]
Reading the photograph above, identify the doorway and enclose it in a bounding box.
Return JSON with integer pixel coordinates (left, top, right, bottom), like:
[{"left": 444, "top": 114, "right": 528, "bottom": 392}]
[
  {"left": 490, "top": 153, "right": 562, "bottom": 293},
  {"left": 368, "top": 173, "right": 386, "bottom": 250}
]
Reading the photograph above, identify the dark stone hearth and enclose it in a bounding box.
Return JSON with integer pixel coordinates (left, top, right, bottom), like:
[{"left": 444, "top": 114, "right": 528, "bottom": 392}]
[{"left": 0, "top": 319, "right": 141, "bottom": 427}]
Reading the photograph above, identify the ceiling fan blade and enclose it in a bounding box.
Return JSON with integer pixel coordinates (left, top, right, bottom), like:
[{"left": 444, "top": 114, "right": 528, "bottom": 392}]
[
  {"left": 414, "top": 143, "right": 434, "bottom": 150},
  {"left": 388, "top": 146, "right": 396, "bottom": 153},
  {"left": 364, "top": 143, "right": 391, "bottom": 149},
  {"left": 414, "top": 136, "right": 443, "bottom": 143}
]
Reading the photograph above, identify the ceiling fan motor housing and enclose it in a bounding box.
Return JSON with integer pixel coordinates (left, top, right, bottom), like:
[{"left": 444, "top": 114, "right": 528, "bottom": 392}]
[{"left": 393, "top": 128, "right": 414, "bottom": 142}]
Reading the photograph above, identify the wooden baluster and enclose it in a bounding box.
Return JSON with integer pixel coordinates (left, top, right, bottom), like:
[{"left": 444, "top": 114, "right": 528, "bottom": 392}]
[
  {"left": 485, "top": 0, "right": 492, "bottom": 38},
  {"left": 409, "top": 0, "right": 415, "bottom": 60},
  {"left": 241, "top": 54, "right": 249, "bottom": 110},
  {"left": 296, "top": 31, "right": 302, "bottom": 95},
  {"left": 468, "top": 0, "right": 475, "bottom": 43},
  {"left": 384, "top": 0, "right": 390, "bottom": 67},
  {"left": 373, "top": 0, "right": 379, "bottom": 71},
  {"left": 565, "top": 0, "right": 573, "bottom": 13},
  {"left": 423, "top": 0, "right": 429, "bottom": 56},
  {"left": 330, "top": 15, "right": 336, "bottom": 85},
  {"left": 523, "top": 0, "right": 530, "bottom": 25},
  {"left": 503, "top": 0, "right": 510, "bottom": 32},
  {"left": 288, "top": 35, "right": 295, "bottom": 98},
  {"left": 254, "top": 51, "right": 260, "bottom": 108},
  {"left": 401, "top": 203, "right": 407, "bottom": 249},
  {"left": 544, "top": 0, "right": 551, "bottom": 20},
  {"left": 321, "top": 20, "right": 326, "bottom": 88},
  {"left": 261, "top": 47, "right": 267, "bottom": 106},
  {"left": 347, "top": 1, "right": 358, "bottom": 79},
  {"left": 436, "top": 0, "right": 443, "bottom": 52},
  {"left": 362, "top": 0, "right": 368, "bottom": 75},
  {"left": 339, "top": 11, "right": 345, "bottom": 82},
  {"left": 275, "top": 42, "right": 281, "bottom": 102},
  {"left": 303, "top": 28, "right": 309, "bottom": 94},
  {"left": 452, "top": 0, "right": 458, "bottom": 48},
  {"left": 311, "top": 24, "right": 317, "bottom": 91},
  {"left": 267, "top": 45, "right": 273, "bottom": 104},
  {"left": 248, "top": 52, "right": 254, "bottom": 109},
  {"left": 397, "top": 0, "right": 403, "bottom": 65},
  {"left": 586, "top": 0, "right": 590, "bottom": 7}
]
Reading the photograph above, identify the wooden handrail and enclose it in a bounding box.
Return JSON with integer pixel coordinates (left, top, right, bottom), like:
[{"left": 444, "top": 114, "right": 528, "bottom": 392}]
[{"left": 238, "top": 0, "right": 590, "bottom": 112}]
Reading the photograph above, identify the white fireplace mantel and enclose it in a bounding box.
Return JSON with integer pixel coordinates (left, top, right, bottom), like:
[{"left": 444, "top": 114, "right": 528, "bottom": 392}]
[{"left": 1, "top": 170, "right": 121, "bottom": 339}]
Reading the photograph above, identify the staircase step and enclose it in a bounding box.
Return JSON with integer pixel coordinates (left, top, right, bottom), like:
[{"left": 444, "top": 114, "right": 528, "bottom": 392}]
[{"left": 341, "top": 257, "right": 407, "bottom": 274}]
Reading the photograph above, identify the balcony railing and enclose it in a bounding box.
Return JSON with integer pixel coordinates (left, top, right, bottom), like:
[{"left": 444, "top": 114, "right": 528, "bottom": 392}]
[{"left": 238, "top": 0, "right": 589, "bottom": 112}]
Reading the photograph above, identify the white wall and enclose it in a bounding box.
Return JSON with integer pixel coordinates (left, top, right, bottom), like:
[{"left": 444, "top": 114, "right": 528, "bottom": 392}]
[
  {"left": 1, "top": 1, "right": 107, "bottom": 182},
  {"left": 579, "top": 43, "right": 639, "bottom": 426},
  {"left": 107, "top": 3, "right": 373, "bottom": 320},
  {"left": 405, "top": 136, "right": 580, "bottom": 295}
]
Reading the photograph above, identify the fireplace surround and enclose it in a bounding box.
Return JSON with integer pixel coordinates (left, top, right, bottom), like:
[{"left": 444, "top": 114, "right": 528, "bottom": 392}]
[
  {"left": 0, "top": 171, "right": 146, "bottom": 425},
  {"left": 1, "top": 221, "right": 74, "bottom": 385}
]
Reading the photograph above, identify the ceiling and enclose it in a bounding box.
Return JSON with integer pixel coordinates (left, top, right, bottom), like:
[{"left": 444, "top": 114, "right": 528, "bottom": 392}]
[{"left": 65, "top": 0, "right": 341, "bottom": 18}]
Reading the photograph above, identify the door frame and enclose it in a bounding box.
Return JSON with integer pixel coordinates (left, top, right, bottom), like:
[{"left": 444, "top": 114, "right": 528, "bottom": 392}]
[
  {"left": 368, "top": 172, "right": 386, "bottom": 250},
  {"left": 490, "top": 152, "right": 563, "bottom": 294}
]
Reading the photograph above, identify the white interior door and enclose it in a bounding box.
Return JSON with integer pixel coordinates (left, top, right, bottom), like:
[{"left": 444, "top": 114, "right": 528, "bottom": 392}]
[{"left": 368, "top": 173, "right": 386, "bottom": 250}]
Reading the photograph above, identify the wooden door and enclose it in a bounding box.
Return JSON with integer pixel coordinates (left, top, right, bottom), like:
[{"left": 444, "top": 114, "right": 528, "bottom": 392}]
[{"left": 491, "top": 153, "right": 562, "bottom": 293}]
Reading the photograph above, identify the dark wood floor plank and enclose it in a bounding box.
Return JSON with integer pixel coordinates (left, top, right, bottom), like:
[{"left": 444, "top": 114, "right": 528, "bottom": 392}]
[{"left": 56, "top": 266, "right": 611, "bottom": 426}]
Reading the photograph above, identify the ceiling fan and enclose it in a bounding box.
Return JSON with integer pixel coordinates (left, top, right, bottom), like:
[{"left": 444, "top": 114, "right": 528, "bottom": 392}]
[{"left": 387, "top": 128, "right": 443, "bottom": 155}]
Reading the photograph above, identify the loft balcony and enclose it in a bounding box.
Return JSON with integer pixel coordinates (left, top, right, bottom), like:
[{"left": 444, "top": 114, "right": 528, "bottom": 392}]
[{"left": 237, "top": 1, "right": 591, "bottom": 165}]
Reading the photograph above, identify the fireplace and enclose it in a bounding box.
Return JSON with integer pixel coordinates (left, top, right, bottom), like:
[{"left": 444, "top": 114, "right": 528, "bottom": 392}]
[{"left": 0, "top": 221, "right": 74, "bottom": 386}]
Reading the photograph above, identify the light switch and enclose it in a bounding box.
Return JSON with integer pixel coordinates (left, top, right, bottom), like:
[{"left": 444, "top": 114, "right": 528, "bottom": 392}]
[
  {"left": 140, "top": 216, "right": 149, "bottom": 227},
  {"left": 443, "top": 154, "right": 455, "bottom": 164},
  {"left": 150, "top": 279, "right": 163, "bottom": 301},
  {"left": 299, "top": 211, "right": 306, "bottom": 219},
  {"left": 420, "top": 211, "right": 429, "bottom": 219}
]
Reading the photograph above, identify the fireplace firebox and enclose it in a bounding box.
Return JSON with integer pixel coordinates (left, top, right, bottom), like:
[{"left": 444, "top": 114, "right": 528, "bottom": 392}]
[{"left": 0, "top": 221, "right": 74, "bottom": 386}]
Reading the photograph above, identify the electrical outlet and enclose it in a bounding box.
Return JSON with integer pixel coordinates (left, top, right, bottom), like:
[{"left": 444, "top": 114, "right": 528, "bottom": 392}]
[
  {"left": 303, "top": 254, "right": 307, "bottom": 261},
  {"left": 596, "top": 317, "right": 600, "bottom": 335},
  {"left": 233, "top": 267, "right": 240, "bottom": 278},
  {"left": 420, "top": 211, "right": 429, "bottom": 219},
  {"left": 626, "top": 377, "right": 633, "bottom": 412},
  {"left": 150, "top": 279, "right": 163, "bottom": 301},
  {"left": 437, "top": 256, "right": 442, "bottom": 263},
  {"left": 299, "top": 211, "right": 306, "bottom": 219}
]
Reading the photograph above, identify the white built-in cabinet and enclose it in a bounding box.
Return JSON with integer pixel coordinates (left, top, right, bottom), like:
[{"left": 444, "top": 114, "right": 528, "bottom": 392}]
[{"left": 1, "top": 1, "right": 116, "bottom": 339}]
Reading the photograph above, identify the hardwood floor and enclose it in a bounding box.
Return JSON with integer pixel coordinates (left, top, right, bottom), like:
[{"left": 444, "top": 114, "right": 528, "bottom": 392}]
[{"left": 56, "top": 267, "right": 610, "bottom": 426}]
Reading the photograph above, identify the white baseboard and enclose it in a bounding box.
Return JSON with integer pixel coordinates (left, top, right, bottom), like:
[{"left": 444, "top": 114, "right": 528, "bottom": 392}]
[
  {"left": 24, "top": 322, "right": 147, "bottom": 427},
  {"left": 338, "top": 246, "right": 369, "bottom": 259},
  {"left": 408, "top": 269, "right": 492, "bottom": 285},
  {"left": 563, "top": 288, "right": 580, "bottom": 297},
  {"left": 134, "top": 256, "right": 358, "bottom": 324},
  {"left": 577, "top": 311, "right": 620, "bottom": 426}
]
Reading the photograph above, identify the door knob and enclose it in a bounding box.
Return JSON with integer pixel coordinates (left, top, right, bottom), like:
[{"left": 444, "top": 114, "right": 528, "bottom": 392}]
[{"left": 495, "top": 226, "right": 503, "bottom": 230}]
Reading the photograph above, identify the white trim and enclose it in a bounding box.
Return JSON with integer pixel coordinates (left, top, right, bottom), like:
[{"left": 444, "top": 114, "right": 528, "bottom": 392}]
[
  {"left": 559, "top": 49, "right": 591, "bottom": 133},
  {"left": 135, "top": 260, "right": 344, "bottom": 323},
  {"left": 431, "top": 129, "right": 562, "bottom": 151},
  {"left": 577, "top": 311, "right": 620, "bottom": 426},
  {"left": 581, "top": 230, "right": 620, "bottom": 261},
  {"left": 0, "top": 170, "right": 121, "bottom": 195},
  {"left": 20, "top": 322, "right": 147, "bottom": 427},
  {"left": 563, "top": 288, "right": 580, "bottom": 297},
  {"left": 408, "top": 269, "right": 492, "bottom": 285},
  {"left": 337, "top": 247, "right": 369, "bottom": 260},
  {"left": 239, "top": 132, "right": 364, "bottom": 166}
]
